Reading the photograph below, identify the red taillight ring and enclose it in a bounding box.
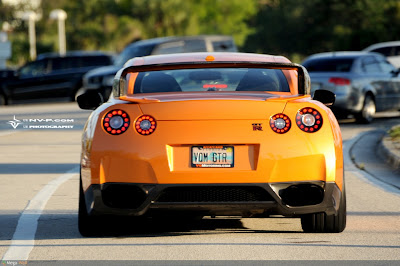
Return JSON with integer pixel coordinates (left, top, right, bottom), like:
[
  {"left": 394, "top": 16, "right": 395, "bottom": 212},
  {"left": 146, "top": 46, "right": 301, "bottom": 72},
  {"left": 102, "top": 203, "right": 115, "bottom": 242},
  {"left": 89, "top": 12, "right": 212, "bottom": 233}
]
[
  {"left": 270, "top": 113, "right": 291, "bottom": 134},
  {"left": 296, "top": 107, "right": 323, "bottom": 133},
  {"left": 103, "top": 109, "right": 130, "bottom": 135},
  {"left": 135, "top": 115, "right": 157, "bottom": 135}
]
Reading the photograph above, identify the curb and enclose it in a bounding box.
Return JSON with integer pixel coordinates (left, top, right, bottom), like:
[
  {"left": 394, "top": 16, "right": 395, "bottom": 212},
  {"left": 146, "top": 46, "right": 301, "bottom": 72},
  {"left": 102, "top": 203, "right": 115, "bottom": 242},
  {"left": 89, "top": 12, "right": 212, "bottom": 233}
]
[{"left": 377, "top": 134, "right": 400, "bottom": 170}]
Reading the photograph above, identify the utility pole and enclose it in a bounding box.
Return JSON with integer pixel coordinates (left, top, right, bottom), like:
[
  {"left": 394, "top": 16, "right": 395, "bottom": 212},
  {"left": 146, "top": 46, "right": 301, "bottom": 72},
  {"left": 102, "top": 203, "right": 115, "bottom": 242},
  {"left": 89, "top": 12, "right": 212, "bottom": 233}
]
[
  {"left": 22, "top": 11, "right": 38, "bottom": 60},
  {"left": 50, "top": 9, "right": 67, "bottom": 56}
]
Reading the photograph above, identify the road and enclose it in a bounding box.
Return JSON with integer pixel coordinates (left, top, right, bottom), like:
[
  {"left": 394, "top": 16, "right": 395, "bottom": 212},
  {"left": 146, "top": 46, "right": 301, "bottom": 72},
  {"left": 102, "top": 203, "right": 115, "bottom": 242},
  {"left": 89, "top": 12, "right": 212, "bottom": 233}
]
[{"left": 0, "top": 102, "right": 399, "bottom": 265}]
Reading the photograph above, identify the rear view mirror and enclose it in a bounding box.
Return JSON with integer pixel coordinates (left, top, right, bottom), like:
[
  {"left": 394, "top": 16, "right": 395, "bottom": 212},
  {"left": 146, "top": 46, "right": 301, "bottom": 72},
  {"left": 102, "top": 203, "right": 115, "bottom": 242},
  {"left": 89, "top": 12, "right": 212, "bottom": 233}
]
[
  {"left": 77, "top": 91, "right": 104, "bottom": 110},
  {"left": 313, "top": 89, "right": 335, "bottom": 106}
]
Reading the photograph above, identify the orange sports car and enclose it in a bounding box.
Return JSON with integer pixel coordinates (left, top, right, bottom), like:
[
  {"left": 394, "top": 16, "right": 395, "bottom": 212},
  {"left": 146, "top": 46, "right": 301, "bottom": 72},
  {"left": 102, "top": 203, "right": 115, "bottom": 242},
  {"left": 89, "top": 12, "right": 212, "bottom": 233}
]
[{"left": 77, "top": 52, "right": 345, "bottom": 236}]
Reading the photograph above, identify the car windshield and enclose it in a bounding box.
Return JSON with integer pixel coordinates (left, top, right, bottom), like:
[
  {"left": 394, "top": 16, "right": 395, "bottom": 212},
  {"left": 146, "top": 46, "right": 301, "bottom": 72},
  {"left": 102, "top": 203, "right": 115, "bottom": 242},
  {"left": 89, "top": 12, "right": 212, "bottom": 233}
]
[
  {"left": 303, "top": 58, "right": 354, "bottom": 72},
  {"left": 124, "top": 68, "right": 291, "bottom": 94}
]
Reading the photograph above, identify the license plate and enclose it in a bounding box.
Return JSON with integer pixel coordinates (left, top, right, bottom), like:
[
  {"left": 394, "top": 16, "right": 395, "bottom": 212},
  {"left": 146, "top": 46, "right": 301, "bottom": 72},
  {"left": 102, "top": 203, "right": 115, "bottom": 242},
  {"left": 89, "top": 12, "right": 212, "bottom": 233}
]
[{"left": 191, "top": 145, "right": 234, "bottom": 168}]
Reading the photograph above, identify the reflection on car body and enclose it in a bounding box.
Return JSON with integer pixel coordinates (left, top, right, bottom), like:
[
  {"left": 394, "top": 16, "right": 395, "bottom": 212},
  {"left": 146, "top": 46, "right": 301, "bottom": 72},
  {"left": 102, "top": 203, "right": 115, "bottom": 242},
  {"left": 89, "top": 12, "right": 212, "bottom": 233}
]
[
  {"left": 302, "top": 51, "right": 400, "bottom": 123},
  {"left": 77, "top": 52, "right": 345, "bottom": 236}
]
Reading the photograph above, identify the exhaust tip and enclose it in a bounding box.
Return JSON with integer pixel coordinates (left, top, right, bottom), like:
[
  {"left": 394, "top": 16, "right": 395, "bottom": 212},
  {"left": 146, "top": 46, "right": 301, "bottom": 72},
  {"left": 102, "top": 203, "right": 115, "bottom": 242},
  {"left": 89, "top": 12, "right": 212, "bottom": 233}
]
[
  {"left": 102, "top": 184, "right": 147, "bottom": 209},
  {"left": 280, "top": 184, "right": 324, "bottom": 206}
]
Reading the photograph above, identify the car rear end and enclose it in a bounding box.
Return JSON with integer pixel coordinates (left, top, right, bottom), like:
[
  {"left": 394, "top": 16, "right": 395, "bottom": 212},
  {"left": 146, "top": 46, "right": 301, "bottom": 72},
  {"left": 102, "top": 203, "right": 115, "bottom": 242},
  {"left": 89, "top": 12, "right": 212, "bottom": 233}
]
[
  {"left": 78, "top": 53, "right": 345, "bottom": 234},
  {"left": 81, "top": 58, "right": 342, "bottom": 214},
  {"left": 303, "top": 54, "right": 364, "bottom": 116}
]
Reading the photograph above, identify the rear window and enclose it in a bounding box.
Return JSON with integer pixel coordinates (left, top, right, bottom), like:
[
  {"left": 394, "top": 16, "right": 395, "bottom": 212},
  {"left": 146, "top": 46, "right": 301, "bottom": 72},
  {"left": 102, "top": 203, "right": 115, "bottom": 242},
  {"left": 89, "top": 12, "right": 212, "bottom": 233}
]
[
  {"left": 212, "top": 40, "right": 237, "bottom": 52},
  {"left": 370, "top": 47, "right": 395, "bottom": 56},
  {"left": 124, "top": 68, "right": 290, "bottom": 94},
  {"left": 81, "top": 56, "right": 112, "bottom": 67},
  {"left": 303, "top": 58, "right": 354, "bottom": 72},
  {"left": 51, "top": 56, "right": 111, "bottom": 71},
  {"left": 114, "top": 45, "right": 155, "bottom": 67}
]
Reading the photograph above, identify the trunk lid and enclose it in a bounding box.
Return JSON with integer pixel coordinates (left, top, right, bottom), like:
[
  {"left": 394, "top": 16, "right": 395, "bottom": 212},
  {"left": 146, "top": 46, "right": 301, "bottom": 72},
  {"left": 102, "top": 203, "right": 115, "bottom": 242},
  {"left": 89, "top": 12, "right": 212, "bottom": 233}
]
[{"left": 309, "top": 72, "right": 354, "bottom": 94}]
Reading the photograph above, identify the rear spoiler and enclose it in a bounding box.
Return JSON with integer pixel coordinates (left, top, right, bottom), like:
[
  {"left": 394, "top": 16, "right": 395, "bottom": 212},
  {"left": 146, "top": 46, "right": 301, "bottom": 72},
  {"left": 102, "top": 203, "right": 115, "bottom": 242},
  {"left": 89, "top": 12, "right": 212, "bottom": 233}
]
[{"left": 112, "top": 62, "right": 311, "bottom": 98}]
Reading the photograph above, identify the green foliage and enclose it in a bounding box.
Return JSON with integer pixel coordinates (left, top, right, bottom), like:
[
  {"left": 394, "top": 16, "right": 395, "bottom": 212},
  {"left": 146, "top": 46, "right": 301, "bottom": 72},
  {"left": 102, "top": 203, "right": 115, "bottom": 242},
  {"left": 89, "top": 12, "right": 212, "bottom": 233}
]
[
  {"left": 244, "top": 0, "right": 400, "bottom": 62},
  {"left": 2, "top": 0, "right": 257, "bottom": 65},
  {"left": 2, "top": 0, "right": 400, "bottom": 65},
  {"left": 389, "top": 126, "right": 400, "bottom": 141}
]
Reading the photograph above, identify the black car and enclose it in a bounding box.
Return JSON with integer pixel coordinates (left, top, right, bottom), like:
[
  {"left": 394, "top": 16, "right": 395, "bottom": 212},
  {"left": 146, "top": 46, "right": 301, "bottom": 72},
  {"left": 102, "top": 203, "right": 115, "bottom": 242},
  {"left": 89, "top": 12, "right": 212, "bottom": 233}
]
[
  {"left": 0, "top": 51, "right": 113, "bottom": 105},
  {"left": 81, "top": 35, "right": 237, "bottom": 99}
]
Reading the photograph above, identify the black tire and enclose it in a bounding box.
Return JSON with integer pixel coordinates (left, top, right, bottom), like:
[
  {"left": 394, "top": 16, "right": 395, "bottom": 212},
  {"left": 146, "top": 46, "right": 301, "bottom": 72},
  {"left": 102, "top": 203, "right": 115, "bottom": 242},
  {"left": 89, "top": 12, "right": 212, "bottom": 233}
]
[
  {"left": 78, "top": 178, "right": 103, "bottom": 237},
  {"left": 355, "top": 94, "right": 375, "bottom": 124},
  {"left": 301, "top": 186, "right": 346, "bottom": 233}
]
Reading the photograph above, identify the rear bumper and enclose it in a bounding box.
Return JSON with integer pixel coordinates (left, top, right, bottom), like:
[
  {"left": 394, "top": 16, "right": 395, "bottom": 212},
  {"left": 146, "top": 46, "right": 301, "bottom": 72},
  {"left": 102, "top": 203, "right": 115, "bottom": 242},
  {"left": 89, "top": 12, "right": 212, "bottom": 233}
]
[{"left": 83, "top": 181, "right": 342, "bottom": 217}]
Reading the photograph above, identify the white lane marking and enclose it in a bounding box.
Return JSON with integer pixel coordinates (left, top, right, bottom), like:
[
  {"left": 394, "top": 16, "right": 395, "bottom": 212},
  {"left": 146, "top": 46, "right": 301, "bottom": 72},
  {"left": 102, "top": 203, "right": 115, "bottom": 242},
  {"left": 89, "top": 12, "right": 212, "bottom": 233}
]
[{"left": 1, "top": 166, "right": 79, "bottom": 261}]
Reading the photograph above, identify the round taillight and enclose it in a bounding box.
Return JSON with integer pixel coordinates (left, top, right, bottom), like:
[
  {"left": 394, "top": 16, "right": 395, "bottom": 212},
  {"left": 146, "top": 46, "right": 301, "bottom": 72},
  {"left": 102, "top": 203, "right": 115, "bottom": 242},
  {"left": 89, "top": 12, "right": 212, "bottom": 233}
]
[
  {"left": 296, "top": 107, "right": 323, "bottom": 133},
  {"left": 135, "top": 115, "right": 157, "bottom": 135},
  {"left": 103, "top": 109, "right": 130, "bottom": 135},
  {"left": 270, "top": 113, "right": 291, "bottom": 134}
]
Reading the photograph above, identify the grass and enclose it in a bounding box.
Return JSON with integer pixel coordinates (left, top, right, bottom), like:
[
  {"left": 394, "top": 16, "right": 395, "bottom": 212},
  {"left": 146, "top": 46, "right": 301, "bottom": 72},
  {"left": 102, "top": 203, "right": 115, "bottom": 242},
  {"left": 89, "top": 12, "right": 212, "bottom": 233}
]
[{"left": 388, "top": 126, "right": 400, "bottom": 141}]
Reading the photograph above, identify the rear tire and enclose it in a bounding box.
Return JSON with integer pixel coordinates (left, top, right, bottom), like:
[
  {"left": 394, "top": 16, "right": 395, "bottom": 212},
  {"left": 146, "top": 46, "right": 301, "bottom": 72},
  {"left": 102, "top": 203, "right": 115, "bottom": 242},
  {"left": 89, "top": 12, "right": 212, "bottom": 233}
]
[
  {"left": 301, "top": 186, "right": 346, "bottom": 233},
  {"left": 78, "top": 178, "right": 103, "bottom": 237},
  {"left": 356, "top": 95, "right": 375, "bottom": 124}
]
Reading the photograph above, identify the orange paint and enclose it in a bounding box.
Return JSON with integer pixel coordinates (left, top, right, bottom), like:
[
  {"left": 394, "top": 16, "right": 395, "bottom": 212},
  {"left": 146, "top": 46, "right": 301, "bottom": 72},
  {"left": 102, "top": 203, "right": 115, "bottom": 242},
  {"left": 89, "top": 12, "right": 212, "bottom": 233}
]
[{"left": 81, "top": 53, "right": 343, "bottom": 194}]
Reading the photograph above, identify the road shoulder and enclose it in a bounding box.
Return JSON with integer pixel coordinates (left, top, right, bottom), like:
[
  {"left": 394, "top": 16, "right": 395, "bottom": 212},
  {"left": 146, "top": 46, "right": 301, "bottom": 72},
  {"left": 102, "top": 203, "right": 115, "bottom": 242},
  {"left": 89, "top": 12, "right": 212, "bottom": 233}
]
[{"left": 350, "top": 130, "right": 400, "bottom": 190}]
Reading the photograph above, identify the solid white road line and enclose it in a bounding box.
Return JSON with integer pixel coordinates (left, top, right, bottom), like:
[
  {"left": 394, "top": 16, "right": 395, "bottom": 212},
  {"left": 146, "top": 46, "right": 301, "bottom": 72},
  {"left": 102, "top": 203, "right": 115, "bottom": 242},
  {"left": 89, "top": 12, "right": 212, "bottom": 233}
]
[{"left": 1, "top": 167, "right": 79, "bottom": 261}]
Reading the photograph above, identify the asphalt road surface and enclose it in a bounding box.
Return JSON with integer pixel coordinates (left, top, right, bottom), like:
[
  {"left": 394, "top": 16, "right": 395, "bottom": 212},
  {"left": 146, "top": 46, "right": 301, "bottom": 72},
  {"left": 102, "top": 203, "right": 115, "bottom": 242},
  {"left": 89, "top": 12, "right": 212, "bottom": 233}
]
[{"left": 0, "top": 102, "right": 399, "bottom": 265}]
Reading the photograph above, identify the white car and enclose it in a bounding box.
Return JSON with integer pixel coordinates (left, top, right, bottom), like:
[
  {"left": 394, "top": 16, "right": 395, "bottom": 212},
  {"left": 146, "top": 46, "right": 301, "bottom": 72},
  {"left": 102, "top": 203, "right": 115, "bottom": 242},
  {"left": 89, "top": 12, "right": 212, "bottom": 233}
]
[{"left": 363, "top": 41, "right": 400, "bottom": 68}]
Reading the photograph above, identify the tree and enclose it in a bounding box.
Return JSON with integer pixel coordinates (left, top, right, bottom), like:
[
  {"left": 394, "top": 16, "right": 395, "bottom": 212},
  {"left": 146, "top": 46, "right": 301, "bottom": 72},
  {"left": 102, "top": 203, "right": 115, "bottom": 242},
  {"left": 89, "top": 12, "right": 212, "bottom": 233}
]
[{"left": 244, "top": 0, "right": 400, "bottom": 62}]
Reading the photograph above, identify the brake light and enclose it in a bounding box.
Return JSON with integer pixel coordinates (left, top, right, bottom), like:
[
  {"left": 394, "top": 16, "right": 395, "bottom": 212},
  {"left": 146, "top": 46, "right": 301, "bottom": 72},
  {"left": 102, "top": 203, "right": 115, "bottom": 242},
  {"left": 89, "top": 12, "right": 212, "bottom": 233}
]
[
  {"left": 270, "top": 113, "right": 291, "bottom": 134},
  {"left": 203, "top": 84, "right": 228, "bottom": 89},
  {"left": 135, "top": 115, "right": 157, "bottom": 135},
  {"left": 103, "top": 109, "right": 130, "bottom": 135},
  {"left": 328, "top": 77, "right": 350, "bottom": 86},
  {"left": 296, "top": 108, "right": 323, "bottom": 133}
]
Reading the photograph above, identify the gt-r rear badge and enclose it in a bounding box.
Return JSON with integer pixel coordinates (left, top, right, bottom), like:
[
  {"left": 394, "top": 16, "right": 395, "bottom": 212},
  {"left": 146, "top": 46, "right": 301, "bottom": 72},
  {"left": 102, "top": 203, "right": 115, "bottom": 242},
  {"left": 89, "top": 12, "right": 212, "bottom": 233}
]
[{"left": 252, "top": 123, "right": 263, "bottom": 131}]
